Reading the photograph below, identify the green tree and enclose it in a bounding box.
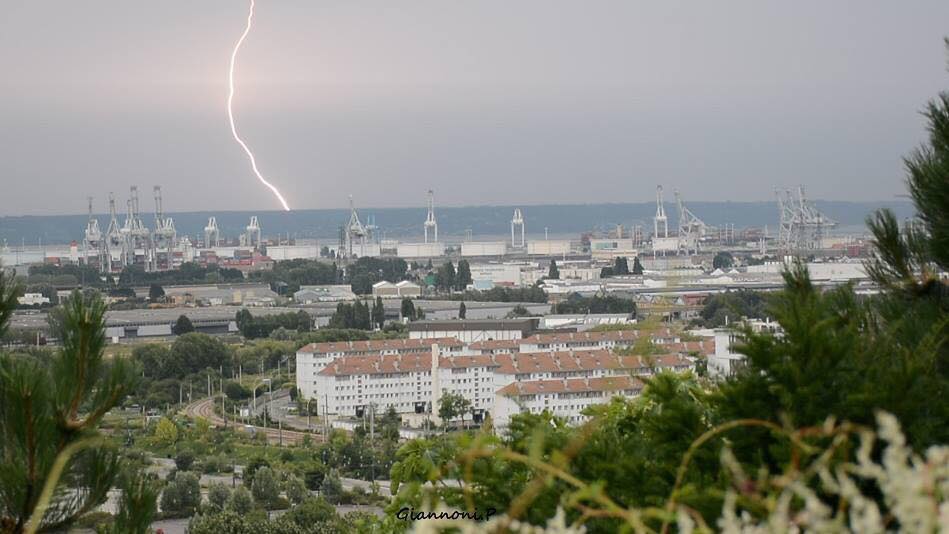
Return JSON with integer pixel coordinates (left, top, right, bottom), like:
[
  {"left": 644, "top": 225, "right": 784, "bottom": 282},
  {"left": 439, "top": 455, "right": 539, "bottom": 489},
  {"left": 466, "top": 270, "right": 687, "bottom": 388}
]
[
  {"left": 242, "top": 457, "right": 271, "bottom": 488},
  {"left": 250, "top": 466, "right": 280, "bottom": 509},
  {"left": 455, "top": 260, "right": 473, "bottom": 291},
  {"left": 613, "top": 257, "right": 630, "bottom": 275},
  {"left": 438, "top": 392, "right": 472, "bottom": 428},
  {"left": 104, "top": 471, "right": 159, "bottom": 534},
  {"left": 371, "top": 297, "right": 385, "bottom": 329},
  {"left": 235, "top": 308, "right": 253, "bottom": 334},
  {"left": 400, "top": 298, "right": 416, "bottom": 321},
  {"left": 132, "top": 343, "right": 171, "bottom": 379},
  {"left": 435, "top": 262, "right": 456, "bottom": 292},
  {"left": 553, "top": 293, "right": 636, "bottom": 315},
  {"left": 458, "top": 301, "right": 467, "bottom": 319},
  {"left": 328, "top": 302, "right": 356, "bottom": 329},
  {"left": 224, "top": 380, "right": 251, "bottom": 400},
  {"left": 171, "top": 314, "right": 195, "bottom": 335},
  {"left": 226, "top": 486, "right": 254, "bottom": 515},
  {"left": 0, "top": 286, "right": 147, "bottom": 533},
  {"left": 154, "top": 417, "right": 179, "bottom": 446},
  {"left": 160, "top": 472, "right": 201, "bottom": 518},
  {"left": 295, "top": 310, "right": 312, "bottom": 332},
  {"left": 712, "top": 251, "right": 734, "bottom": 269},
  {"left": 389, "top": 436, "right": 459, "bottom": 494},
  {"left": 283, "top": 497, "right": 337, "bottom": 528},
  {"left": 320, "top": 469, "right": 343, "bottom": 504},
  {"left": 353, "top": 300, "right": 371, "bottom": 330},
  {"left": 697, "top": 289, "right": 767, "bottom": 327},
  {"left": 547, "top": 259, "right": 560, "bottom": 279},
  {"left": 631, "top": 256, "right": 644, "bottom": 275},
  {"left": 284, "top": 475, "right": 309, "bottom": 505},
  {"left": 207, "top": 482, "right": 231, "bottom": 511},
  {"left": 174, "top": 450, "right": 195, "bottom": 471},
  {"left": 148, "top": 283, "right": 165, "bottom": 302},
  {"left": 169, "top": 333, "right": 230, "bottom": 377},
  {"left": 188, "top": 511, "right": 307, "bottom": 534}
]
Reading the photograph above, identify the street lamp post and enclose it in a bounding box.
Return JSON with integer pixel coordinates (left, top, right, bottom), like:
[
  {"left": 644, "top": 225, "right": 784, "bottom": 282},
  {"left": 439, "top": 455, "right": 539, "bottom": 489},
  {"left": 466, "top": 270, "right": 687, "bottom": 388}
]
[
  {"left": 252, "top": 378, "right": 271, "bottom": 424},
  {"left": 267, "top": 380, "right": 273, "bottom": 428}
]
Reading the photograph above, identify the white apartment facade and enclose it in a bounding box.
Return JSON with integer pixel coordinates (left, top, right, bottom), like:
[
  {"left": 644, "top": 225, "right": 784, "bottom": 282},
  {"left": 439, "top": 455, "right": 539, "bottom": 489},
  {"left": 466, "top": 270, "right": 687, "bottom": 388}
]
[
  {"left": 296, "top": 333, "right": 696, "bottom": 428},
  {"left": 494, "top": 376, "right": 644, "bottom": 426},
  {"left": 295, "top": 338, "right": 464, "bottom": 401},
  {"left": 708, "top": 318, "right": 781, "bottom": 377}
]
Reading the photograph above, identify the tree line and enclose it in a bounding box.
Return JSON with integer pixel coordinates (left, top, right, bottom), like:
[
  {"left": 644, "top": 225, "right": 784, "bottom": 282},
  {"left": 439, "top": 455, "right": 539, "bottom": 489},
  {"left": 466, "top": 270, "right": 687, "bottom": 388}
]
[
  {"left": 599, "top": 256, "right": 644, "bottom": 277},
  {"left": 235, "top": 309, "right": 312, "bottom": 339}
]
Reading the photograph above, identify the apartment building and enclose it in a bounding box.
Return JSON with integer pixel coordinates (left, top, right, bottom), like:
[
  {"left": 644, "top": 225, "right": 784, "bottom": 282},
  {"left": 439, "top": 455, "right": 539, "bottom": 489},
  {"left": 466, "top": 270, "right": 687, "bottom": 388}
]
[
  {"left": 494, "top": 376, "right": 644, "bottom": 426},
  {"left": 295, "top": 337, "right": 464, "bottom": 401},
  {"left": 298, "top": 336, "right": 695, "bottom": 427}
]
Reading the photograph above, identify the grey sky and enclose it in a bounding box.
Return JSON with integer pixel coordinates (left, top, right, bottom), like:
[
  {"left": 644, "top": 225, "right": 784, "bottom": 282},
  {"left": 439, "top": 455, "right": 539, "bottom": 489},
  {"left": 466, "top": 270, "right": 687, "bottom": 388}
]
[{"left": 1, "top": 0, "right": 947, "bottom": 215}]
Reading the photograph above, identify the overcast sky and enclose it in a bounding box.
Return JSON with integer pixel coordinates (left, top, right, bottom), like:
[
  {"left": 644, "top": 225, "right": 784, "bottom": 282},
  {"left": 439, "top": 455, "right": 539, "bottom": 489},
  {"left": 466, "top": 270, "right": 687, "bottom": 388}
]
[{"left": 1, "top": 1, "right": 947, "bottom": 215}]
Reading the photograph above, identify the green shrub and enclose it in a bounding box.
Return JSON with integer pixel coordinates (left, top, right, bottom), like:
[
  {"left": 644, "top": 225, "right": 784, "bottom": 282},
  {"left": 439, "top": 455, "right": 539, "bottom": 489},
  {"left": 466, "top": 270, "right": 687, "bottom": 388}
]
[{"left": 174, "top": 450, "right": 195, "bottom": 471}]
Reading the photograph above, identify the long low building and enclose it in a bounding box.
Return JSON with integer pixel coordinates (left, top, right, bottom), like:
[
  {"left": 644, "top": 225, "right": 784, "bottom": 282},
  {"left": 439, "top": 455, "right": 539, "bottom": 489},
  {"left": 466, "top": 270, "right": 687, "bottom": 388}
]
[
  {"left": 407, "top": 318, "right": 540, "bottom": 342},
  {"left": 296, "top": 331, "right": 701, "bottom": 429}
]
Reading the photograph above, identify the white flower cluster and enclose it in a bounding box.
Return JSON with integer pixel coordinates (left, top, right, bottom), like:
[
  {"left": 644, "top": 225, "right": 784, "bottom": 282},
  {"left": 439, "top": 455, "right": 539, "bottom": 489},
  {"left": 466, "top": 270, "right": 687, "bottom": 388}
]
[
  {"left": 716, "top": 412, "right": 949, "bottom": 533},
  {"left": 409, "top": 412, "right": 948, "bottom": 533},
  {"left": 410, "top": 506, "right": 586, "bottom": 534}
]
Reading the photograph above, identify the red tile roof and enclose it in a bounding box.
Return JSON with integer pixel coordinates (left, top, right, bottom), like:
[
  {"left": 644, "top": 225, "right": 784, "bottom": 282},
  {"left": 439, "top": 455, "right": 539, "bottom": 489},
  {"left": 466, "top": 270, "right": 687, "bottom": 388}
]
[
  {"left": 318, "top": 353, "right": 432, "bottom": 376},
  {"left": 467, "top": 339, "right": 521, "bottom": 352},
  {"left": 492, "top": 350, "right": 691, "bottom": 375},
  {"left": 523, "top": 329, "right": 683, "bottom": 345},
  {"left": 316, "top": 349, "right": 691, "bottom": 378},
  {"left": 497, "top": 375, "right": 643, "bottom": 396},
  {"left": 298, "top": 337, "right": 463, "bottom": 355}
]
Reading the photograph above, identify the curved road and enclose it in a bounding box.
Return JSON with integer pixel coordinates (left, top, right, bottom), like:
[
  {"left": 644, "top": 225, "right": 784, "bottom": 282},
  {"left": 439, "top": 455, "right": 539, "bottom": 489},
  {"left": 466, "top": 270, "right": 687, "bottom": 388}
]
[{"left": 183, "top": 397, "right": 322, "bottom": 446}]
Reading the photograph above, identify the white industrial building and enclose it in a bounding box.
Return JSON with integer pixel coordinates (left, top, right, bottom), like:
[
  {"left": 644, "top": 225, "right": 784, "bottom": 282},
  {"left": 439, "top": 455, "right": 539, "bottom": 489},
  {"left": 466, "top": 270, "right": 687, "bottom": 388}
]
[
  {"left": 527, "top": 240, "right": 571, "bottom": 256},
  {"left": 17, "top": 293, "right": 51, "bottom": 306},
  {"left": 539, "top": 313, "right": 635, "bottom": 330},
  {"left": 651, "top": 237, "right": 679, "bottom": 255},
  {"left": 372, "top": 280, "right": 422, "bottom": 299},
  {"left": 407, "top": 318, "right": 539, "bottom": 343},
  {"left": 293, "top": 285, "right": 356, "bottom": 303},
  {"left": 397, "top": 242, "right": 445, "bottom": 258},
  {"left": 354, "top": 243, "right": 383, "bottom": 258},
  {"left": 589, "top": 238, "right": 639, "bottom": 260},
  {"left": 461, "top": 241, "right": 507, "bottom": 257},
  {"left": 468, "top": 262, "right": 526, "bottom": 287},
  {"left": 746, "top": 261, "right": 867, "bottom": 282},
  {"left": 266, "top": 244, "right": 322, "bottom": 261},
  {"left": 558, "top": 265, "right": 602, "bottom": 281}
]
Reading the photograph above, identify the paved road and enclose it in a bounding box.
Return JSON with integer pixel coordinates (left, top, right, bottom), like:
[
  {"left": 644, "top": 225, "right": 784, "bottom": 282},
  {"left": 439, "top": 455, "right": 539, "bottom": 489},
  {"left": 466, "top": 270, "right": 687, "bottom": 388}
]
[
  {"left": 183, "top": 397, "right": 321, "bottom": 446},
  {"left": 251, "top": 389, "right": 324, "bottom": 432},
  {"left": 342, "top": 477, "right": 392, "bottom": 497}
]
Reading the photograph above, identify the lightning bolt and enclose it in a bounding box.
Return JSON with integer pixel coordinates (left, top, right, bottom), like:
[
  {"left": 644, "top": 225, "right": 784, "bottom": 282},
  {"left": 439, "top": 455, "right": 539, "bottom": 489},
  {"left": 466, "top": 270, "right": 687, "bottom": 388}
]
[{"left": 228, "top": 0, "right": 291, "bottom": 211}]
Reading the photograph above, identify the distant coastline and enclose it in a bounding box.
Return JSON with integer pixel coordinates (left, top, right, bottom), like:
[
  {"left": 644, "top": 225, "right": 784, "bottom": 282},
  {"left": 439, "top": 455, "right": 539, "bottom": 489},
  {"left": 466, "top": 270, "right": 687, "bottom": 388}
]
[{"left": 0, "top": 200, "right": 914, "bottom": 246}]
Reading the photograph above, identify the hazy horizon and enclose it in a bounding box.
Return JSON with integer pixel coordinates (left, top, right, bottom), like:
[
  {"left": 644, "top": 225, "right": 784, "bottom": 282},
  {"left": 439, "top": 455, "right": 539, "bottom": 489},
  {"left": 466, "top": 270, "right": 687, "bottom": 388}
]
[
  {"left": 0, "top": 199, "right": 915, "bottom": 246},
  {"left": 2, "top": 1, "right": 947, "bottom": 215}
]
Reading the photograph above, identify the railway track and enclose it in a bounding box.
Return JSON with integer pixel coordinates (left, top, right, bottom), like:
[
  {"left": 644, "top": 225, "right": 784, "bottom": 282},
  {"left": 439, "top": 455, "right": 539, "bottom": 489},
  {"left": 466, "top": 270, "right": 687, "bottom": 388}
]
[{"left": 182, "top": 397, "right": 321, "bottom": 446}]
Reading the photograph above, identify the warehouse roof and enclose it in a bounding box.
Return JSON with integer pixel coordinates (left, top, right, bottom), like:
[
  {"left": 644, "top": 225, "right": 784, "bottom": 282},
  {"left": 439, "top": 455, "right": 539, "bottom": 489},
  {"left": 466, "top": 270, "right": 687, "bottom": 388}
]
[
  {"left": 298, "top": 337, "right": 464, "bottom": 356},
  {"left": 407, "top": 318, "right": 539, "bottom": 333}
]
